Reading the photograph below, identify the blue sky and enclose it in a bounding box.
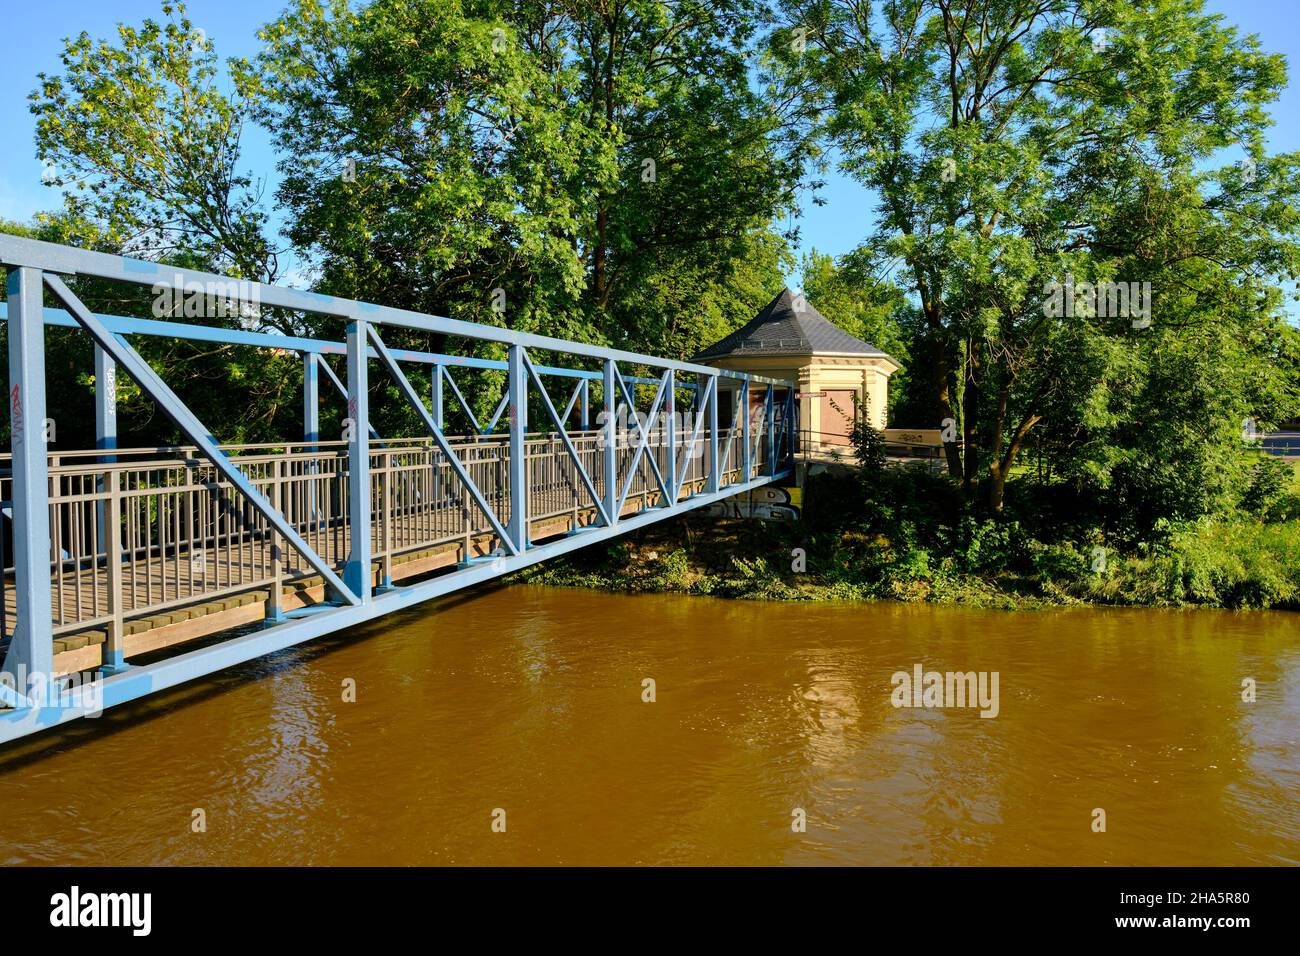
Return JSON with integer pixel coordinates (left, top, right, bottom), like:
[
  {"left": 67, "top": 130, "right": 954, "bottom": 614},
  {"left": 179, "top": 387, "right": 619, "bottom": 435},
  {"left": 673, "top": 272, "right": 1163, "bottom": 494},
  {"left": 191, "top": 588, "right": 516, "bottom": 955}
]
[{"left": 1, "top": 0, "right": 1298, "bottom": 289}]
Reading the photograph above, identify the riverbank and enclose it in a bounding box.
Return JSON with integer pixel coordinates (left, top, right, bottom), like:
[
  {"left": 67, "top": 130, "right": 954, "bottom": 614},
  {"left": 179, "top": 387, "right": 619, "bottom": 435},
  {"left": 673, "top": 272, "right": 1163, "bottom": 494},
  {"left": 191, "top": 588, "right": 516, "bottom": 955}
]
[{"left": 514, "top": 486, "right": 1300, "bottom": 612}]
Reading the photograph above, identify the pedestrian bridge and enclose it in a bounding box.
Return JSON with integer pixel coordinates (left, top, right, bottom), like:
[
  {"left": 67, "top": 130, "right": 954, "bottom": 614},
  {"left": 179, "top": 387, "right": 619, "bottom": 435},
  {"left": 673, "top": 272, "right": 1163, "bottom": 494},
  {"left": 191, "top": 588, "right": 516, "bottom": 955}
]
[{"left": 0, "top": 235, "right": 794, "bottom": 743}]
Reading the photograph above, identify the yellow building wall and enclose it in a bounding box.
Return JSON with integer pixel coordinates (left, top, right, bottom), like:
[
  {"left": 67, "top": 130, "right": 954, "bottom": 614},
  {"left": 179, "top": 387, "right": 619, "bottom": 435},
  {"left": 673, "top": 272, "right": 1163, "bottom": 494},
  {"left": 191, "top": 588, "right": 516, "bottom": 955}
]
[{"left": 704, "top": 353, "right": 897, "bottom": 442}]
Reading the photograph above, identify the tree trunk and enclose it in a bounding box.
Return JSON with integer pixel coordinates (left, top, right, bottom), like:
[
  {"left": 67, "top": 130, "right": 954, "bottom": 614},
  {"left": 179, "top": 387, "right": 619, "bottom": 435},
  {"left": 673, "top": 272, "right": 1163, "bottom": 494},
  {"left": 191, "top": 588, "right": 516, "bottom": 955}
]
[
  {"left": 594, "top": 204, "right": 608, "bottom": 306},
  {"left": 961, "top": 339, "right": 979, "bottom": 496},
  {"left": 923, "top": 335, "right": 962, "bottom": 477},
  {"left": 988, "top": 461, "right": 1007, "bottom": 514}
]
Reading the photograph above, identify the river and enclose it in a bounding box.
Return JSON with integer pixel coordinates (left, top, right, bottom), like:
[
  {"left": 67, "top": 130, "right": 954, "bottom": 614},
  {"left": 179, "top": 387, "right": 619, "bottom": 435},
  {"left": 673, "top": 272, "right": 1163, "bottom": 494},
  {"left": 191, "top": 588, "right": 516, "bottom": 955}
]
[{"left": 1, "top": 586, "right": 1296, "bottom": 865}]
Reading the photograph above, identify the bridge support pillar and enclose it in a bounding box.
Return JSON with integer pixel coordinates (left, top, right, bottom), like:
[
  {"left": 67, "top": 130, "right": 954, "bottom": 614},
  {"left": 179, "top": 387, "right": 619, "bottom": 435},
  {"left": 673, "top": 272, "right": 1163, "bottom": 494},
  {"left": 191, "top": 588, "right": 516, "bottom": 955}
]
[
  {"left": 345, "top": 321, "right": 372, "bottom": 602},
  {"left": 431, "top": 364, "right": 444, "bottom": 429},
  {"left": 94, "top": 347, "right": 117, "bottom": 456},
  {"left": 759, "top": 382, "right": 769, "bottom": 476},
  {"left": 2, "top": 267, "right": 54, "bottom": 705},
  {"left": 302, "top": 352, "right": 321, "bottom": 534},
  {"left": 303, "top": 353, "right": 319, "bottom": 449},
  {"left": 784, "top": 386, "right": 796, "bottom": 469}
]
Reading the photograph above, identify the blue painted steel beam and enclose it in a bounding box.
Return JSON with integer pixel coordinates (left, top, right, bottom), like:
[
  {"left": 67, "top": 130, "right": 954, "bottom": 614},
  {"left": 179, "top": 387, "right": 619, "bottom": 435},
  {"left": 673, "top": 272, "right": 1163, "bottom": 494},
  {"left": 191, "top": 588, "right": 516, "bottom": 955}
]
[
  {"left": 506, "top": 345, "right": 528, "bottom": 552},
  {"left": 0, "top": 267, "right": 54, "bottom": 708},
  {"left": 560, "top": 379, "right": 583, "bottom": 428},
  {"left": 344, "top": 322, "right": 372, "bottom": 602},
  {"left": 742, "top": 380, "right": 753, "bottom": 479},
  {"left": 0, "top": 235, "right": 789, "bottom": 386},
  {"left": 93, "top": 345, "right": 116, "bottom": 557},
  {"left": 431, "top": 364, "right": 444, "bottom": 429},
  {"left": 0, "top": 302, "right": 637, "bottom": 385},
  {"left": 783, "top": 387, "right": 796, "bottom": 466},
  {"left": 43, "top": 273, "right": 359, "bottom": 608},
  {"left": 302, "top": 353, "right": 319, "bottom": 448},
  {"left": 759, "top": 379, "right": 769, "bottom": 473},
  {"left": 482, "top": 390, "right": 510, "bottom": 435},
  {"left": 706, "top": 376, "right": 720, "bottom": 494},
  {"left": 0, "top": 470, "right": 792, "bottom": 743},
  {"left": 602, "top": 359, "right": 618, "bottom": 524},
  {"left": 1, "top": 302, "right": 698, "bottom": 394},
  {"left": 664, "top": 370, "right": 677, "bottom": 505},
  {"left": 94, "top": 347, "right": 117, "bottom": 458}
]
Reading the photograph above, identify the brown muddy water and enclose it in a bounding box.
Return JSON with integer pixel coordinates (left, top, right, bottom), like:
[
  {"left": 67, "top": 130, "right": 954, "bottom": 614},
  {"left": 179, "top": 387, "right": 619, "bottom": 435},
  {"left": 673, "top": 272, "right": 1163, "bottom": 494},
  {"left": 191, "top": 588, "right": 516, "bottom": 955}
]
[{"left": 0, "top": 586, "right": 1296, "bottom": 866}]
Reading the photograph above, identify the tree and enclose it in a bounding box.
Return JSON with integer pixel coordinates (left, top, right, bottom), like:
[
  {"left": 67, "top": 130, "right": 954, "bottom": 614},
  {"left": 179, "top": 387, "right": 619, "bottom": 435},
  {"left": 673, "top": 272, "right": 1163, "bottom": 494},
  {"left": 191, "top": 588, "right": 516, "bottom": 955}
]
[
  {"left": 772, "top": 0, "right": 1300, "bottom": 518},
  {"left": 243, "top": 0, "right": 805, "bottom": 360},
  {"left": 22, "top": 2, "right": 306, "bottom": 445},
  {"left": 31, "top": 1, "right": 276, "bottom": 282}
]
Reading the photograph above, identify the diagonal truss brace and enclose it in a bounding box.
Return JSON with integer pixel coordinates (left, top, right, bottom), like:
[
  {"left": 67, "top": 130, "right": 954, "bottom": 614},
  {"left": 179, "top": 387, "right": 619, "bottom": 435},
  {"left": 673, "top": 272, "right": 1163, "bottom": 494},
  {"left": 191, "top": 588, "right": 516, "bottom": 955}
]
[
  {"left": 364, "top": 325, "right": 520, "bottom": 556},
  {"left": 612, "top": 364, "right": 672, "bottom": 504},
  {"left": 45, "top": 274, "right": 360, "bottom": 606},
  {"left": 521, "top": 350, "right": 611, "bottom": 527},
  {"left": 441, "top": 366, "right": 483, "bottom": 434},
  {"left": 317, "top": 355, "right": 381, "bottom": 441},
  {"left": 560, "top": 379, "right": 584, "bottom": 428},
  {"left": 616, "top": 368, "right": 673, "bottom": 515},
  {"left": 716, "top": 379, "right": 746, "bottom": 479},
  {"left": 672, "top": 375, "right": 715, "bottom": 503},
  {"left": 482, "top": 391, "right": 510, "bottom": 434}
]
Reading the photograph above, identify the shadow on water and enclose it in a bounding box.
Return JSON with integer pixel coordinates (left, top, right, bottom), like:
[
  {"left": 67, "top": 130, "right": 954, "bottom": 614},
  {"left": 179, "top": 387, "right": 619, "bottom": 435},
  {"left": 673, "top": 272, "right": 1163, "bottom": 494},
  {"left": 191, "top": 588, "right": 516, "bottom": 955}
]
[{"left": 0, "top": 583, "right": 504, "bottom": 773}]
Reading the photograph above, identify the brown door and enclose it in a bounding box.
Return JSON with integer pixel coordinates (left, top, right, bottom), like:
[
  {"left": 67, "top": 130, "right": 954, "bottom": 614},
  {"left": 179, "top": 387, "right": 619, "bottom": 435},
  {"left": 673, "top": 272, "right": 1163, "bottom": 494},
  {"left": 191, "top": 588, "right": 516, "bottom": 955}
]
[{"left": 819, "top": 389, "right": 857, "bottom": 445}]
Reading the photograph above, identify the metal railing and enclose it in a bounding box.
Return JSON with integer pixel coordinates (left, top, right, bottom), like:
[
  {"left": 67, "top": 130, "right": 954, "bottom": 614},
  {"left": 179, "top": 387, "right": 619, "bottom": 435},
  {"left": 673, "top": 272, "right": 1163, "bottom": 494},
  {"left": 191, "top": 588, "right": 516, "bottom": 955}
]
[{"left": 0, "top": 425, "right": 761, "bottom": 642}]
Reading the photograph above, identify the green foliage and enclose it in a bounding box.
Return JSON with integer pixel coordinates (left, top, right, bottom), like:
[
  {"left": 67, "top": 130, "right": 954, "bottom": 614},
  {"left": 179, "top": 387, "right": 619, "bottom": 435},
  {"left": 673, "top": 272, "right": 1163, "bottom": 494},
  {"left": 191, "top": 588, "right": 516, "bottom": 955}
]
[
  {"left": 770, "top": 0, "right": 1300, "bottom": 520},
  {"left": 848, "top": 406, "right": 887, "bottom": 473},
  {"left": 31, "top": 1, "right": 274, "bottom": 280},
  {"left": 243, "top": 0, "right": 803, "bottom": 362},
  {"left": 1241, "top": 456, "right": 1298, "bottom": 519},
  {"left": 15, "top": 0, "right": 804, "bottom": 444}
]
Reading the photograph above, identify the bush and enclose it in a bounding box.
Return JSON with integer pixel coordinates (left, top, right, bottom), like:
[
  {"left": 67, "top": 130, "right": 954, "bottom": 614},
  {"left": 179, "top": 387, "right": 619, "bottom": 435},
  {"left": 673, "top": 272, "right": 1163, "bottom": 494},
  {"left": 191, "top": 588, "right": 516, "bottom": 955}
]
[
  {"left": 1241, "top": 456, "right": 1294, "bottom": 517},
  {"left": 1164, "top": 521, "right": 1300, "bottom": 608}
]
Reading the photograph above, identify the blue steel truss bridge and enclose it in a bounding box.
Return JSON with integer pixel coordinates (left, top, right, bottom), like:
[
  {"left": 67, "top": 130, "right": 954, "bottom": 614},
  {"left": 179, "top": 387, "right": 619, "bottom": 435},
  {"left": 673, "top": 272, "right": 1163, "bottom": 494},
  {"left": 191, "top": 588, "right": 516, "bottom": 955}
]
[{"left": 0, "top": 235, "right": 795, "bottom": 745}]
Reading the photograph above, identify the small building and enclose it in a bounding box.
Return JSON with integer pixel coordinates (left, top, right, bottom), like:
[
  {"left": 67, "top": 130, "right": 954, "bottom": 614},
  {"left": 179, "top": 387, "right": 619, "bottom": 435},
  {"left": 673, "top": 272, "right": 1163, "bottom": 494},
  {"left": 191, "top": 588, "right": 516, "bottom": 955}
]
[{"left": 693, "top": 288, "right": 900, "bottom": 448}]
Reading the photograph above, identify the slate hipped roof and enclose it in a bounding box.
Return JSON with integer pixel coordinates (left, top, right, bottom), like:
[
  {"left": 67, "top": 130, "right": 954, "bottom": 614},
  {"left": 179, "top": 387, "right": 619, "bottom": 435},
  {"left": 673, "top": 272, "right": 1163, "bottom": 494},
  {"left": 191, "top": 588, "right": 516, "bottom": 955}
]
[{"left": 693, "top": 288, "right": 893, "bottom": 361}]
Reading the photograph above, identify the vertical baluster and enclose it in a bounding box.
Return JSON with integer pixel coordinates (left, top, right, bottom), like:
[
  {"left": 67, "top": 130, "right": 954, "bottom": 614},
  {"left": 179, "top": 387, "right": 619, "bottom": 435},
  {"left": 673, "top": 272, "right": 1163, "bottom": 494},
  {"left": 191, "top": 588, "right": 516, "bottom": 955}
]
[
  {"left": 102, "top": 468, "right": 126, "bottom": 673},
  {"left": 267, "top": 456, "right": 283, "bottom": 623}
]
